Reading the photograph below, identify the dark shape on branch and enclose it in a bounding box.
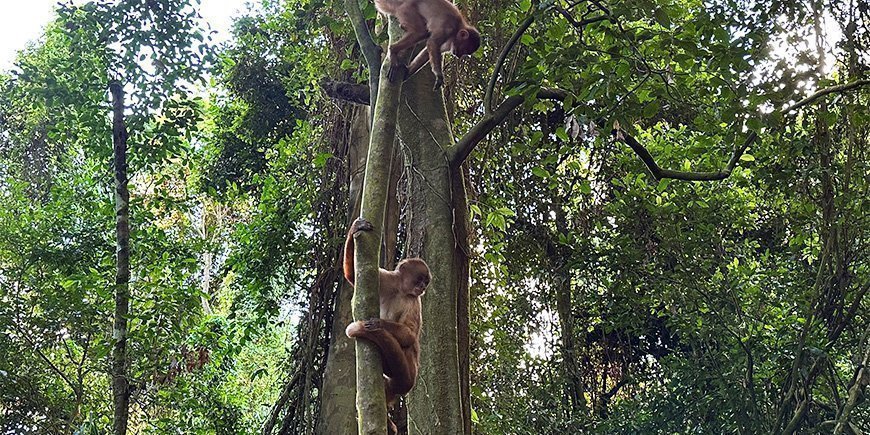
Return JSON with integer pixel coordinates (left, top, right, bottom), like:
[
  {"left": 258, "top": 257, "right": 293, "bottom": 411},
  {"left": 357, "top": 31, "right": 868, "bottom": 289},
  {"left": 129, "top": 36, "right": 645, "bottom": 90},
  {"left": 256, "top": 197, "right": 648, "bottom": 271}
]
[{"left": 321, "top": 81, "right": 370, "bottom": 106}]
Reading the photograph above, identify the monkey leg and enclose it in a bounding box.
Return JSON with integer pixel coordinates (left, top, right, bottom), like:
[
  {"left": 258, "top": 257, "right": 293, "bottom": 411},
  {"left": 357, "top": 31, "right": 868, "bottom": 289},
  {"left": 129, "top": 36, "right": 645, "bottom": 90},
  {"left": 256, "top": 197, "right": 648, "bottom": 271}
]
[
  {"left": 385, "top": 11, "right": 427, "bottom": 83},
  {"left": 425, "top": 37, "right": 445, "bottom": 89},
  {"left": 346, "top": 319, "right": 418, "bottom": 395},
  {"left": 372, "top": 319, "right": 418, "bottom": 347}
]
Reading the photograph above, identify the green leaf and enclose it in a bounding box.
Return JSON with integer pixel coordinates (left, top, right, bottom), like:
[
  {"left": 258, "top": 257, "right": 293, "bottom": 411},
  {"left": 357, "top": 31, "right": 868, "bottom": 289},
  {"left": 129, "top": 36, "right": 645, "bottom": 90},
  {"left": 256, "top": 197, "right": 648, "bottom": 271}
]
[
  {"left": 739, "top": 153, "right": 755, "bottom": 162},
  {"left": 313, "top": 152, "right": 332, "bottom": 167},
  {"left": 654, "top": 8, "right": 671, "bottom": 28},
  {"left": 519, "top": 0, "right": 532, "bottom": 12},
  {"left": 643, "top": 101, "right": 660, "bottom": 118},
  {"left": 531, "top": 167, "right": 550, "bottom": 178},
  {"left": 656, "top": 178, "right": 672, "bottom": 192}
]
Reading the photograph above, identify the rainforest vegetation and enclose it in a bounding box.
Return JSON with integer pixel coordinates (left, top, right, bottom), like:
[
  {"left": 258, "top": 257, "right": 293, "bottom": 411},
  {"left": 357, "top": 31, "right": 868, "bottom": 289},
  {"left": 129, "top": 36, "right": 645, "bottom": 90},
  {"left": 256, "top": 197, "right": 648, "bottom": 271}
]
[{"left": 0, "top": 0, "right": 867, "bottom": 434}]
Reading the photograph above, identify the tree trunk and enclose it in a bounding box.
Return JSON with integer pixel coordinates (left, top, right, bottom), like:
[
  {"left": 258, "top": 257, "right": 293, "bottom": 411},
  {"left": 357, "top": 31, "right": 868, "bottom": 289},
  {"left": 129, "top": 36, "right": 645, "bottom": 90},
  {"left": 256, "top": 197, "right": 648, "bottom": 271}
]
[
  {"left": 319, "top": 104, "right": 370, "bottom": 435},
  {"left": 399, "top": 71, "right": 468, "bottom": 435},
  {"left": 109, "top": 80, "right": 131, "bottom": 435},
  {"left": 555, "top": 267, "right": 582, "bottom": 412},
  {"left": 352, "top": 18, "right": 406, "bottom": 434}
]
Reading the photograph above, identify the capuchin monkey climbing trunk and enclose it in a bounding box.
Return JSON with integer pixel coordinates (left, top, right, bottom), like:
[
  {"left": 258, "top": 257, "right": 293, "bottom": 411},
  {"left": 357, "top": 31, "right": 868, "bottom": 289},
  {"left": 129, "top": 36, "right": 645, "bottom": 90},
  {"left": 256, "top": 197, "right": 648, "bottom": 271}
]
[
  {"left": 343, "top": 217, "right": 431, "bottom": 434},
  {"left": 375, "top": 0, "right": 481, "bottom": 89}
]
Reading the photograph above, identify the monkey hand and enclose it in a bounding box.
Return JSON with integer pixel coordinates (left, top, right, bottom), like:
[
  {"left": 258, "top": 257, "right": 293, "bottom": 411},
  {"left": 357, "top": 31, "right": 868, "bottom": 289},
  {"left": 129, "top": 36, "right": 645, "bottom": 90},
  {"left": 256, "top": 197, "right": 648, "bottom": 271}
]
[
  {"left": 387, "top": 63, "right": 408, "bottom": 83},
  {"left": 351, "top": 217, "right": 374, "bottom": 236},
  {"left": 433, "top": 74, "right": 444, "bottom": 90}
]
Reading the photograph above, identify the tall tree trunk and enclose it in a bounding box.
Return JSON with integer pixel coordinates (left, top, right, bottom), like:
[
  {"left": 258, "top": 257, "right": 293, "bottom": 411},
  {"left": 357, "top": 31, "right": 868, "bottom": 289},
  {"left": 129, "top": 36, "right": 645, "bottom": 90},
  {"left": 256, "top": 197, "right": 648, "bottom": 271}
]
[
  {"left": 319, "top": 104, "right": 370, "bottom": 435},
  {"left": 109, "top": 80, "right": 131, "bottom": 435},
  {"left": 399, "top": 71, "right": 468, "bottom": 435},
  {"left": 351, "top": 18, "right": 406, "bottom": 434}
]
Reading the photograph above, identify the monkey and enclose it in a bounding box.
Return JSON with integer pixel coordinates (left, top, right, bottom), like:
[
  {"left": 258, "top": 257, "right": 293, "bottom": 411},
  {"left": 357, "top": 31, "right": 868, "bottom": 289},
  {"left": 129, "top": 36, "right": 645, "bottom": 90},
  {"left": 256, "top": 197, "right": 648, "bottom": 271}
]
[
  {"left": 374, "top": 0, "right": 481, "bottom": 89},
  {"left": 343, "top": 217, "right": 430, "bottom": 433}
]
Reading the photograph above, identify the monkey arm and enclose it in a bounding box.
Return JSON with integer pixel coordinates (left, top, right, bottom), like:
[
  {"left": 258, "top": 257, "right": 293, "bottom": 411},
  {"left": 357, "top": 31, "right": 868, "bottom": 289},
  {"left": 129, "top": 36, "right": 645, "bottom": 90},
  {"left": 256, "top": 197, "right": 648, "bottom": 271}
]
[{"left": 343, "top": 218, "right": 375, "bottom": 285}]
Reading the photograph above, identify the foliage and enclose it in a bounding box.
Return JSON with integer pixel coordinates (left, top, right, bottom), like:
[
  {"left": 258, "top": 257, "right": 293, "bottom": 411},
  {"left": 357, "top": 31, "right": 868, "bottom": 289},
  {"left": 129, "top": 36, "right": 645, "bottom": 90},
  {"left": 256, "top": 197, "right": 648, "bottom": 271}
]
[{"left": 0, "top": 0, "right": 867, "bottom": 433}]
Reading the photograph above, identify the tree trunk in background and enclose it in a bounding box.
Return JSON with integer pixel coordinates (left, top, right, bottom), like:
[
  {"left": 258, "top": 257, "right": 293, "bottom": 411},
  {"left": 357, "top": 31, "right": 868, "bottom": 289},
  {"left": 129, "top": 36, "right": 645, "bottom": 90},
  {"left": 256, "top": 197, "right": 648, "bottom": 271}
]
[
  {"left": 555, "top": 267, "right": 582, "bottom": 412},
  {"left": 319, "top": 104, "right": 370, "bottom": 435},
  {"left": 551, "top": 207, "right": 583, "bottom": 414},
  {"left": 109, "top": 80, "right": 131, "bottom": 435},
  {"left": 399, "top": 71, "right": 469, "bottom": 435}
]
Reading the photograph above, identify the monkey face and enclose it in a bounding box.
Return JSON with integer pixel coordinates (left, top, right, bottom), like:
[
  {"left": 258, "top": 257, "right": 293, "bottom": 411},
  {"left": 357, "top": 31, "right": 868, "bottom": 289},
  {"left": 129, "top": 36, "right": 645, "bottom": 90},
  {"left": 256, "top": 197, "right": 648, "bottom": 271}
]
[
  {"left": 398, "top": 259, "right": 431, "bottom": 296},
  {"left": 453, "top": 27, "right": 481, "bottom": 57},
  {"left": 409, "top": 273, "right": 429, "bottom": 296}
]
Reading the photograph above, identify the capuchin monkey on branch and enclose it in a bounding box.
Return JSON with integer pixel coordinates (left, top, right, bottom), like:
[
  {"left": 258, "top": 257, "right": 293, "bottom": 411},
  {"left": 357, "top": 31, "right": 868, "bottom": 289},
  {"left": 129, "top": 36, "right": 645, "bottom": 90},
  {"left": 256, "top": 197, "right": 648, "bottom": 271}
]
[
  {"left": 375, "top": 0, "right": 481, "bottom": 89},
  {"left": 343, "top": 217, "right": 431, "bottom": 434}
]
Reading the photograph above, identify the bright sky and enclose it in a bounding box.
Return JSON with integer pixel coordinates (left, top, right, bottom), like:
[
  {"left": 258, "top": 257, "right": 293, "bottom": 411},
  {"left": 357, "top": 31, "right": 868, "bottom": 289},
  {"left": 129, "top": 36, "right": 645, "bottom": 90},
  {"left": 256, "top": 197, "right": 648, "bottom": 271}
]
[{"left": 0, "top": 0, "right": 248, "bottom": 71}]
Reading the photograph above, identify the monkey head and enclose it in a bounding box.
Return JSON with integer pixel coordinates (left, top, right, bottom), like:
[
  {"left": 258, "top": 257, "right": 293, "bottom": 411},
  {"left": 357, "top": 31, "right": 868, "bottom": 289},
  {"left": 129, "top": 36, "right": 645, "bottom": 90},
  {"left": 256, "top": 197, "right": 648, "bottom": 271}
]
[
  {"left": 452, "top": 26, "right": 481, "bottom": 57},
  {"left": 397, "top": 258, "right": 431, "bottom": 296}
]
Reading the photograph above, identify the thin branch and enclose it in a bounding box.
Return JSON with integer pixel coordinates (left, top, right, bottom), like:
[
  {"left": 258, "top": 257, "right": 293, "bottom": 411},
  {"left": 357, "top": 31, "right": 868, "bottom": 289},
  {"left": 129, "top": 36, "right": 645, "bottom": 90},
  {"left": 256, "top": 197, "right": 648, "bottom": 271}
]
[
  {"left": 611, "top": 126, "right": 757, "bottom": 181},
  {"left": 784, "top": 79, "right": 870, "bottom": 113},
  {"left": 833, "top": 332, "right": 869, "bottom": 435},
  {"left": 611, "top": 78, "right": 870, "bottom": 182},
  {"left": 451, "top": 88, "right": 567, "bottom": 166},
  {"left": 484, "top": 13, "right": 537, "bottom": 114},
  {"left": 555, "top": 6, "right": 607, "bottom": 29},
  {"left": 262, "top": 370, "right": 301, "bottom": 435},
  {"left": 11, "top": 322, "right": 79, "bottom": 395},
  {"left": 344, "top": 0, "right": 382, "bottom": 105}
]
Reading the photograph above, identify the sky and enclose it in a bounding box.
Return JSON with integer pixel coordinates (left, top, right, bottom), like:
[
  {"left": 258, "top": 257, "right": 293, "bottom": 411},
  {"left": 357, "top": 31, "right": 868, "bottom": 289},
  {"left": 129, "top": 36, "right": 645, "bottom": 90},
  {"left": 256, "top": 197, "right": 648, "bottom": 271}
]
[{"left": 0, "top": 0, "right": 249, "bottom": 71}]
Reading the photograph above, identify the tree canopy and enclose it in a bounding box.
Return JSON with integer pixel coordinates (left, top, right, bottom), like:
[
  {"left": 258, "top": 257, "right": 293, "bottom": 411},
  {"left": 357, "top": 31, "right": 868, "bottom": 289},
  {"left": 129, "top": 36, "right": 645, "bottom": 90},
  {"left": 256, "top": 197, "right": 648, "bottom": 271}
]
[{"left": 0, "top": 0, "right": 867, "bottom": 434}]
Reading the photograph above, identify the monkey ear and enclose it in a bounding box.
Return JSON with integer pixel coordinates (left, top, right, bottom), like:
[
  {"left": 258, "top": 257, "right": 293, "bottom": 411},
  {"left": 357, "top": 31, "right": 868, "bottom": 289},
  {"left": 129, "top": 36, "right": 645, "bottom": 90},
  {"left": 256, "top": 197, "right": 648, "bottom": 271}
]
[{"left": 457, "top": 29, "right": 469, "bottom": 40}]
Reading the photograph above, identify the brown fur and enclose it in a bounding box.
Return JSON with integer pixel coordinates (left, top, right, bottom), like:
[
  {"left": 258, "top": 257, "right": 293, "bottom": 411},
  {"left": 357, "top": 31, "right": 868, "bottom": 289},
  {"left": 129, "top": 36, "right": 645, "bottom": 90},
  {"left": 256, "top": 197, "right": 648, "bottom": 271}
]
[{"left": 374, "top": 0, "right": 481, "bottom": 88}]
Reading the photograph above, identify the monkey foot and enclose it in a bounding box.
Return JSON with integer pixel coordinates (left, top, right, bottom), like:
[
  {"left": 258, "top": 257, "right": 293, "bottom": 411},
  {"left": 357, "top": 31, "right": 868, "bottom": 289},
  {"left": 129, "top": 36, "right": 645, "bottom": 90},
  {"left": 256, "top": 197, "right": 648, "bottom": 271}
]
[
  {"left": 351, "top": 217, "right": 374, "bottom": 235},
  {"left": 433, "top": 74, "right": 444, "bottom": 90},
  {"left": 345, "top": 319, "right": 382, "bottom": 338},
  {"left": 387, "top": 64, "right": 408, "bottom": 83},
  {"left": 363, "top": 319, "right": 382, "bottom": 331}
]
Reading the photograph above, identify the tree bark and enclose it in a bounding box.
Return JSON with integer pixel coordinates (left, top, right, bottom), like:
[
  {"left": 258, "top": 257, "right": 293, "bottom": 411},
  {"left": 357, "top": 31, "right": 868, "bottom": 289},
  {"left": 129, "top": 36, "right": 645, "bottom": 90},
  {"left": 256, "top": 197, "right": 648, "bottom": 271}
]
[
  {"left": 319, "top": 104, "right": 370, "bottom": 435},
  {"left": 399, "top": 70, "right": 468, "bottom": 435},
  {"left": 352, "top": 18, "right": 406, "bottom": 434},
  {"left": 109, "top": 80, "right": 131, "bottom": 435}
]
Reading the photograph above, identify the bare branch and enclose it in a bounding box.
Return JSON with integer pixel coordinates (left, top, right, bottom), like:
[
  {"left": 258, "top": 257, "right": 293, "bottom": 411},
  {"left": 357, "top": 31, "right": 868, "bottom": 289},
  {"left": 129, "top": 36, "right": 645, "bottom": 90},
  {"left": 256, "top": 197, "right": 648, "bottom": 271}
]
[
  {"left": 322, "top": 80, "right": 370, "bottom": 105},
  {"left": 611, "top": 126, "right": 757, "bottom": 181},
  {"left": 451, "top": 88, "right": 568, "bottom": 166},
  {"left": 344, "top": 0, "right": 382, "bottom": 104},
  {"left": 784, "top": 79, "right": 870, "bottom": 113},
  {"left": 484, "top": 13, "right": 537, "bottom": 114}
]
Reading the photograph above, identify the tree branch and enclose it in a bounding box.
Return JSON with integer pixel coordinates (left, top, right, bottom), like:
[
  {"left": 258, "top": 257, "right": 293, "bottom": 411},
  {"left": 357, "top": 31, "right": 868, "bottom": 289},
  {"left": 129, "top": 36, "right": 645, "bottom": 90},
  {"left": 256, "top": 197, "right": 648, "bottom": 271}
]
[
  {"left": 344, "top": 0, "right": 382, "bottom": 106},
  {"left": 611, "top": 78, "right": 870, "bottom": 182},
  {"left": 322, "top": 80, "right": 370, "bottom": 105},
  {"left": 784, "top": 79, "right": 870, "bottom": 113},
  {"left": 451, "top": 88, "right": 567, "bottom": 166},
  {"left": 484, "top": 13, "right": 537, "bottom": 114},
  {"left": 611, "top": 126, "right": 758, "bottom": 181}
]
